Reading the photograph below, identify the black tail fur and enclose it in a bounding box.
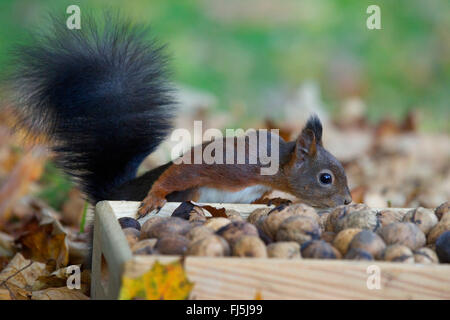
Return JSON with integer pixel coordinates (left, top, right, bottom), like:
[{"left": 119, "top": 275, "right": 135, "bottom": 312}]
[{"left": 10, "top": 13, "right": 175, "bottom": 203}]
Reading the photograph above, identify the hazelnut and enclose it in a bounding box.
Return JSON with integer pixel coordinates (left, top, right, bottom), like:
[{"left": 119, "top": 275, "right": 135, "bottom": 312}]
[
  {"left": 187, "top": 235, "right": 230, "bottom": 257},
  {"left": 435, "top": 231, "right": 450, "bottom": 263},
  {"left": 131, "top": 239, "right": 157, "bottom": 255},
  {"left": 335, "top": 209, "right": 380, "bottom": 233},
  {"left": 301, "top": 240, "right": 341, "bottom": 259},
  {"left": 382, "top": 244, "right": 414, "bottom": 263},
  {"left": 247, "top": 207, "right": 271, "bottom": 224},
  {"left": 266, "top": 242, "right": 301, "bottom": 259},
  {"left": 204, "top": 217, "right": 231, "bottom": 231},
  {"left": 318, "top": 212, "right": 330, "bottom": 230},
  {"left": 325, "top": 204, "right": 369, "bottom": 232},
  {"left": 286, "top": 203, "right": 319, "bottom": 221},
  {"left": 261, "top": 203, "right": 318, "bottom": 239},
  {"left": 321, "top": 231, "right": 336, "bottom": 243},
  {"left": 140, "top": 217, "right": 191, "bottom": 240},
  {"left": 344, "top": 248, "right": 374, "bottom": 261},
  {"left": 435, "top": 201, "right": 449, "bottom": 221},
  {"left": 427, "top": 219, "right": 450, "bottom": 244},
  {"left": 378, "top": 222, "right": 426, "bottom": 250},
  {"left": 226, "top": 209, "right": 244, "bottom": 222},
  {"left": 186, "top": 225, "right": 213, "bottom": 242},
  {"left": 139, "top": 216, "right": 166, "bottom": 239},
  {"left": 154, "top": 234, "right": 189, "bottom": 255},
  {"left": 118, "top": 217, "right": 141, "bottom": 230},
  {"left": 333, "top": 228, "right": 362, "bottom": 255},
  {"left": 348, "top": 230, "right": 386, "bottom": 259},
  {"left": 377, "top": 209, "right": 404, "bottom": 227},
  {"left": 402, "top": 207, "right": 438, "bottom": 234},
  {"left": 232, "top": 236, "right": 267, "bottom": 258},
  {"left": 276, "top": 216, "right": 321, "bottom": 245},
  {"left": 413, "top": 247, "right": 439, "bottom": 264},
  {"left": 216, "top": 221, "right": 259, "bottom": 246},
  {"left": 123, "top": 227, "right": 140, "bottom": 247}
]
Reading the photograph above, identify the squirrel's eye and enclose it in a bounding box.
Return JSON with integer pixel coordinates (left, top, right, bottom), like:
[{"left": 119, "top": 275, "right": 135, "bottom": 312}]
[{"left": 319, "top": 173, "right": 332, "bottom": 185}]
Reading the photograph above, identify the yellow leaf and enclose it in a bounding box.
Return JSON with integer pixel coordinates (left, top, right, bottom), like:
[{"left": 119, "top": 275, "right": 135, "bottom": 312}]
[{"left": 119, "top": 260, "right": 193, "bottom": 300}]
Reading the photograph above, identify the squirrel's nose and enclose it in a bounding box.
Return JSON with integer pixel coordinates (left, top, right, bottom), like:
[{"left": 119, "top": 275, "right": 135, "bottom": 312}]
[{"left": 344, "top": 194, "right": 352, "bottom": 205}]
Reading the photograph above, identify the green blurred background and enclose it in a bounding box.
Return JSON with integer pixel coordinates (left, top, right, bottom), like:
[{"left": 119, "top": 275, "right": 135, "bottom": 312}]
[
  {"left": 1, "top": 0, "right": 449, "bottom": 130},
  {"left": 0, "top": 0, "right": 448, "bottom": 210}
]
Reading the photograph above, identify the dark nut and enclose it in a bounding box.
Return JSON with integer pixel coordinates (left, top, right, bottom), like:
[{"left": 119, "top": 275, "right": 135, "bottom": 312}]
[
  {"left": 378, "top": 222, "right": 426, "bottom": 250},
  {"left": 325, "top": 204, "right": 369, "bottom": 232},
  {"left": 335, "top": 209, "right": 380, "bottom": 233},
  {"left": 186, "top": 225, "right": 214, "bottom": 242},
  {"left": 382, "top": 244, "right": 414, "bottom": 263},
  {"left": 403, "top": 207, "right": 438, "bottom": 234},
  {"left": 118, "top": 217, "right": 141, "bottom": 230},
  {"left": 377, "top": 209, "right": 404, "bottom": 227},
  {"left": 348, "top": 230, "right": 386, "bottom": 259},
  {"left": 344, "top": 248, "right": 374, "bottom": 261},
  {"left": 226, "top": 209, "right": 244, "bottom": 221},
  {"left": 276, "top": 216, "right": 321, "bottom": 245},
  {"left": 435, "top": 201, "right": 449, "bottom": 221},
  {"left": 301, "top": 240, "right": 341, "bottom": 259},
  {"left": 427, "top": 219, "right": 450, "bottom": 244},
  {"left": 247, "top": 208, "right": 271, "bottom": 224},
  {"left": 413, "top": 247, "right": 439, "bottom": 264},
  {"left": 266, "top": 242, "right": 301, "bottom": 259},
  {"left": 321, "top": 231, "right": 336, "bottom": 243},
  {"left": 154, "top": 234, "right": 189, "bottom": 255},
  {"left": 333, "top": 228, "right": 362, "bottom": 255},
  {"left": 139, "top": 216, "right": 167, "bottom": 239},
  {"left": 435, "top": 231, "right": 450, "bottom": 263},
  {"left": 216, "top": 221, "right": 259, "bottom": 246},
  {"left": 187, "top": 235, "right": 230, "bottom": 257},
  {"left": 123, "top": 228, "right": 140, "bottom": 247},
  {"left": 131, "top": 239, "right": 157, "bottom": 255},
  {"left": 204, "top": 217, "right": 231, "bottom": 231},
  {"left": 232, "top": 236, "right": 267, "bottom": 258}
]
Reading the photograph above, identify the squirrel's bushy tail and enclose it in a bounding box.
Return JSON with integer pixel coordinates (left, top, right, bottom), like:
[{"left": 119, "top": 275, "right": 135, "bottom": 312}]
[{"left": 10, "top": 14, "right": 175, "bottom": 203}]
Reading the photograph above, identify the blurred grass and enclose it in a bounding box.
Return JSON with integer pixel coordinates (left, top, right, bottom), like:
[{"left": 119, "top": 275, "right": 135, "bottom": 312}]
[{"left": 0, "top": 0, "right": 448, "bottom": 131}]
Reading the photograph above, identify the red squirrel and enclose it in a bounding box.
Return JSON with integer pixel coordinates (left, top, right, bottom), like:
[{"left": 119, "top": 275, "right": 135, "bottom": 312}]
[{"left": 9, "top": 14, "right": 352, "bottom": 219}]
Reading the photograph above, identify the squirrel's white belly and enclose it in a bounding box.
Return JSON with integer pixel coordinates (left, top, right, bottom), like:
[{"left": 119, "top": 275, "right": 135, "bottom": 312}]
[{"left": 196, "top": 185, "right": 270, "bottom": 204}]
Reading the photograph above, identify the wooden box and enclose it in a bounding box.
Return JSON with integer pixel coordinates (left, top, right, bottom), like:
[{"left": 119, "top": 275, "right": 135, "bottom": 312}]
[{"left": 91, "top": 201, "right": 450, "bottom": 300}]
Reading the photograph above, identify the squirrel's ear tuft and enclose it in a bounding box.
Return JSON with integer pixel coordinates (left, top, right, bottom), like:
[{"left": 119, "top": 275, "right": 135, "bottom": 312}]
[
  {"left": 296, "top": 128, "right": 317, "bottom": 159},
  {"left": 303, "top": 114, "right": 323, "bottom": 146}
]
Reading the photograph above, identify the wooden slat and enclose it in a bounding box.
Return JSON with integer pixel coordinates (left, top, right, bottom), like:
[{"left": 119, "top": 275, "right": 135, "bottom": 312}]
[
  {"left": 91, "top": 201, "right": 133, "bottom": 300},
  {"left": 125, "top": 256, "right": 450, "bottom": 300},
  {"left": 108, "top": 201, "right": 275, "bottom": 224}
]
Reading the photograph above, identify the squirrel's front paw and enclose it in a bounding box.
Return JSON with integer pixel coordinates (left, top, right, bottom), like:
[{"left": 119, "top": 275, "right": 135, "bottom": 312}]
[{"left": 138, "top": 193, "right": 167, "bottom": 218}]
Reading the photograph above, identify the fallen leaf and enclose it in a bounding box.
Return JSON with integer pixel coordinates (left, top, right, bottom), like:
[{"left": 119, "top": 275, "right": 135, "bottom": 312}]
[
  {"left": 16, "top": 221, "right": 69, "bottom": 268},
  {"left": 0, "top": 253, "right": 46, "bottom": 290},
  {"left": 31, "top": 287, "right": 89, "bottom": 300},
  {"left": 200, "top": 205, "right": 227, "bottom": 218},
  {"left": 119, "top": 260, "right": 193, "bottom": 300}
]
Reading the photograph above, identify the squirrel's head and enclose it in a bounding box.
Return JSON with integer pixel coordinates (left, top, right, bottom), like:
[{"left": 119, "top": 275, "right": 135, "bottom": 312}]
[{"left": 284, "top": 115, "right": 352, "bottom": 208}]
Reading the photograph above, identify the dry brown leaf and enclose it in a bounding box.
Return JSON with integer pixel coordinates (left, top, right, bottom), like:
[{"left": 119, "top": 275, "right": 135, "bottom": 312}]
[
  {"left": 0, "top": 253, "right": 46, "bottom": 290},
  {"left": 0, "top": 146, "right": 47, "bottom": 224},
  {"left": 16, "top": 221, "right": 69, "bottom": 268},
  {"left": 31, "top": 287, "right": 89, "bottom": 300},
  {"left": 0, "top": 288, "right": 12, "bottom": 300}
]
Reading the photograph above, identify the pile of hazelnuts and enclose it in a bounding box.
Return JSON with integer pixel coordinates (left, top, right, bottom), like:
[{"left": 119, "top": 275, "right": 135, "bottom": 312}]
[{"left": 119, "top": 201, "right": 450, "bottom": 264}]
